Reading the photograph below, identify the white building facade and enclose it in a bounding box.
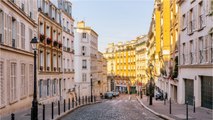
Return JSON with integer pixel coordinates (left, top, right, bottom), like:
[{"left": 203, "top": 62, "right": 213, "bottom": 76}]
[
  {"left": 74, "top": 21, "right": 99, "bottom": 97},
  {"left": 178, "top": 0, "right": 213, "bottom": 109},
  {"left": 0, "top": 0, "right": 37, "bottom": 115},
  {"left": 59, "top": 0, "right": 75, "bottom": 101}
]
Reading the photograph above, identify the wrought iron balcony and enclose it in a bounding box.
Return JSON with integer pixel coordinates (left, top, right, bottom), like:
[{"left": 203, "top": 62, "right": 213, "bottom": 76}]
[{"left": 199, "top": 50, "right": 204, "bottom": 63}]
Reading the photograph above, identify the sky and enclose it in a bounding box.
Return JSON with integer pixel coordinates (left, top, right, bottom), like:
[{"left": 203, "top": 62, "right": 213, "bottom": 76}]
[{"left": 52, "top": 0, "right": 154, "bottom": 52}]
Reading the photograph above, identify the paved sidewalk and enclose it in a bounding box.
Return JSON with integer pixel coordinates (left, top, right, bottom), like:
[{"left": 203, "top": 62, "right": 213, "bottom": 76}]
[
  {"left": 0, "top": 97, "right": 102, "bottom": 120},
  {"left": 137, "top": 95, "right": 213, "bottom": 120}
]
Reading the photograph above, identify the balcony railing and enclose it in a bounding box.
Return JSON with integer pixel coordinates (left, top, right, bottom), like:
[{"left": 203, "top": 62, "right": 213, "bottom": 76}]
[{"left": 199, "top": 50, "right": 204, "bottom": 63}]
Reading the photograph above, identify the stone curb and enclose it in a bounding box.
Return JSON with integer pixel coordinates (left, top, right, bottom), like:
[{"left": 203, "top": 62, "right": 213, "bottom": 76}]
[
  {"left": 55, "top": 101, "right": 101, "bottom": 120},
  {"left": 136, "top": 97, "right": 175, "bottom": 120}
]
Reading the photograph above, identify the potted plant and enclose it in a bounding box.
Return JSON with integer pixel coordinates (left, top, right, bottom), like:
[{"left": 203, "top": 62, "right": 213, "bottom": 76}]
[
  {"left": 40, "top": 34, "right": 45, "bottom": 42},
  {"left": 47, "top": 37, "right": 52, "bottom": 45},
  {"left": 53, "top": 41, "right": 58, "bottom": 47}
]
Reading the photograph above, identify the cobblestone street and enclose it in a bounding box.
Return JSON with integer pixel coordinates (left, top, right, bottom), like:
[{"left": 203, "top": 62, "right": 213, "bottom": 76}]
[{"left": 61, "top": 95, "right": 163, "bottom": 120}]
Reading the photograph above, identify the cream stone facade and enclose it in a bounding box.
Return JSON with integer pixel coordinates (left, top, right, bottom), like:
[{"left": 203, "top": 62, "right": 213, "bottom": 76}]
[
  {"left": 0, "top": 0, "right": 37, "bottom": 115},
  {"left": 74, "top": 21, "right": 99, "bottom": 97},
  {"left": 178, "top": 0, "right": 213, "bottom": 109},
  {"left": 135, "top": 35, "right": 148, "bottom": 94}
]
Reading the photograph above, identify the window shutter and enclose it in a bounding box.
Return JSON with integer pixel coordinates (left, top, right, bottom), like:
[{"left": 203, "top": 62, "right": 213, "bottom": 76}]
[
  {"left": 16, "top": 21, "right": 19, "bottom": 48},
  {"left": 8, "top": 15, "right": 12, "bottom": 46},
  {"left": 187, "top": 11, "right": 190, "bottom": 34},
  {"left": 194, "top": 5, "right": 197, "bottom": 31},
  {"left": 4, "top": 13, "right": 7, "bottom": 45},
  {"left": 0, "top": 61, "right": 5, "bottom": 106},
  {"left": 6, "top": 60, "right": 10, "bottom": 102}
]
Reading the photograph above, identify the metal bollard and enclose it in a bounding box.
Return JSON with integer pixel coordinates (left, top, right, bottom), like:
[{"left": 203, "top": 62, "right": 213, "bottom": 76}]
[
  {"left": 164, "top": 98, "right": 166, "bottom": 105},
  {"left": 186, "top": 101, "right": 188, "bottom": 120},
  {"left": 52, "top": 102, "right": 54, "bottom": 119},
  {"left": 64, "top": 99, "right": 66, "bottom": 112},
  {"left": 58, "top": 101, "right": 60, "bottom": 115},
  {"left": 169, "top": 98, "right": 171, "bottom": 114},
  {"left": 43, "top": 104, "right": 45, "bottom": 120},
  {"left": 11, "top": 113, "right": 15, "bottom": 120},
  {"left": 91, "top": 95, "right": 93, "bottom": 102},
  {"left": 193, "top": 96, "right": 195, "bottom": 113},
  {"left": 82, "top": 96, "right": 84, "bottom": 104},
  {"left": 86, "top": 96, "right": 87, "bottom": 104},
  {"left": 79, "top": 96, "right": 81, "bottom": 106},
  {"left": 68, "top": 98, "right": 70, "bottom": 110}
]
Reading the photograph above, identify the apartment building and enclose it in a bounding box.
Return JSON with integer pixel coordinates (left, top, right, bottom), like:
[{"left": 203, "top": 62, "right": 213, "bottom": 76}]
[
  {"left": 0, "top": 0, "right": 37, "bottom": 115},
  {"left": 59, "top": 0, "right": 75, "bottom": 100},
  {"left": 93, "top": 52, "right": 108, "bottom": 96},
  {"left": 37, "top": 0, "right": 63, "bottom": 103},
  {"left": 104, "top": 40, "right": 137, "bottom": 93},
  {"left": 104, "top": 43, "right": 116, "bottom": 91},
  {"left": 74, "top": 21, "right": 99, "bottom": 97},
  {"left": 135, "top": 35, "right": 148, "bottom": 94},
  {"left": 178, "top": 0, "right": 213, "bottom": 109}
]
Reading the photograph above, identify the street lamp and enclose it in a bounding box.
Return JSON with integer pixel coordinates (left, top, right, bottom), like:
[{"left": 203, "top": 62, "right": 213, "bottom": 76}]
[
  {"left": 90, "top": 74, "right": 93, "bottom": 102},
  {"left": 149, "top": 63, "right": 154, "bottom": 105},
  {"left": 30, "top": 37, "right": 38, "bottom": 120}
]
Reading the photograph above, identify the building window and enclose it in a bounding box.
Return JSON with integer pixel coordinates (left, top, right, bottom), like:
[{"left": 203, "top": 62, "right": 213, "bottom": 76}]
[
  {"left": 0, "top": 10, "right": 4, "bottom": 44},
  {"left": 12, "top": 17, "right": 16, "bottom": 48},
  {"left": 182, "top": 14, "right": 186, "bottom": 29},
  {"left": 39, "top": 80, "right": 42, "bottom": 98},
  {"left": 53, "top": 54, "right": 57, "bottom": 70},
  {"left": 63, "top": 58, "right": 66, "bottom": 71},
  {"left": 182, "top": 43, "right": 186, "bottom": 64},
  {"left": 82, "top": 33, "right": 86, "bottom": 38},
  {"left": 0, "top": 61, "right": 5, "bottom": 106},
  {"left": 53, "top": 79, "right": 56, "bottom": 95},
  {"left": 82, "top": 46, "right": 86, "bottom": 56},
  {"left": 189, "top": 40, "right": 194, "bottom": 64},
  {"left": 29, "top": 28, "right": 33, "bottom": 51},
  {"left": 10, "top": 63, "right": 17, "bottom": 101},
  {"left": 67, "top": 59, "right": 70, "bottom": 71},
  {"left": 21, "top": 23, "right": 25, "bottom": 49},
  {"left": 46, "top": 52, "right": 50, "bottom": 71},
  {"left": 199, "top": 37, "right": 204, "bottom": 63},
  {"left": 58, "top": 55, "right": 61, "bottom": 71},
  {"left": 82, "top": 73, "right": 87, "bottom": 82},
  {"left": 21, "top": 63, "right": 27, "bottom": 97},
  {"left": 82, "top": 60, "right": 87, "bottom": 69},
  {"left": 47, "top": 79, "right": 50, "bottom": 96},
  {"left": 40, "top": 50, "right": 44, "bottom": 70},
  {"left": 198, "top": 1, "right": 205, "bottom": 29}
]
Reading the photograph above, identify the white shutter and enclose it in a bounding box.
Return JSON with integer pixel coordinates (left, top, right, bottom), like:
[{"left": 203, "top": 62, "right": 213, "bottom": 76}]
[
  {"left": 7, "top": 60, "right": 10, "bottom": 102},
  {"left": 25, "top": 64, "right": 28, "bottom": 96},
  {"left": 0, "top": 61, "right": 5, "bottom": 106},
  {"left": 8, "top": 15, "right": 12, "bottom": 46},
  {"left": 16, "top": 21, "right": 19, "bottom": 48},
  {"left": 4, "top": 13, "right": 7, "bottom": 45}
]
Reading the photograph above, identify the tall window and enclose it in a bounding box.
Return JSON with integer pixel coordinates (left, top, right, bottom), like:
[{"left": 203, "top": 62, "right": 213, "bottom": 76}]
[
  {"left": 40, "top": 50, "right": 44, "bottom": 69},
  {"left": 47, "top": 79, "right": 50, "bottom": 96},
  {"left": 0, "top": 10, "right": 4, "bottom": 44},
  {"left": 29, "top": 28, "right": 33, "bottom": 51},
  {"left": 82, "top": 60, "right": 87, "bottom": 69},
  {"left": 21, "top": 63, "right": 27, "bottom": 97},
  {"left": 82, "top": 73, "right": 87, "bottom": 82},
  {"left": 182, "top": 43, "right": 186, "bottom": 64},
  {"left": 21, "top": 23, "right": 25, "bottom": 49},
  {"left": 199, "top": 37, "right": 204, "bottom": 63},
  {"left": 29, "top": 64, "right": 33, "bottom": 95},
  {"left": 12, "top": 18, "right": 16, "bottom": 48},
  {"left": 189, "top": 40, "right": 194, "bottom": 64},
  {"left": 46, "top": 52, "right": 50, "bottom": 70},
  {"left": 11, "top": 63, "right": 17, "bottom": 101},
  {"left": 82, "top": 33, "right": 86, "bottom": 38},
  {"left": 67, "top": 59, "right": 70, "bottom": 70},
  {"left": 39, "top": 80, "right": 42, "bottom": 98},
  {"left": 53, "top": 54, "right": 57, "bottom": 69},
  {"left": 58, "top": 55, "right": 61, "bottom": 70},
  {"left": 53, "top": 79, "right": 56, "bottom": 95},
  {"left": 182, "top": 14, "right": 186, "bottom": 29},
  {"left": 0, "top": 61, "right": 5, "bottom": 106}
]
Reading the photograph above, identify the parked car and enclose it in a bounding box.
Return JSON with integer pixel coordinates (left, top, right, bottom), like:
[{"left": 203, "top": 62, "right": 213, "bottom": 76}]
[
  {"left": 155, "top": 91, "right": 164, "bottom": 100},
  {"left": 104, "top": 92, "right": 113, "bottom": 99}
]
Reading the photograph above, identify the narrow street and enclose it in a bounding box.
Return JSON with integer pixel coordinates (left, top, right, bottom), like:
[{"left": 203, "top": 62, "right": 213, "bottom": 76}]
[{"left": 61, "top": 95, "right": 163, "bottom": 120}]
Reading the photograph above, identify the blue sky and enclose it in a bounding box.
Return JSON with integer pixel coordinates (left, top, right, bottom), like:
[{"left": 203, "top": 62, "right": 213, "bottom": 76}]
[{"left": 53, "top": 0, "right": 154, "bottom": 52}]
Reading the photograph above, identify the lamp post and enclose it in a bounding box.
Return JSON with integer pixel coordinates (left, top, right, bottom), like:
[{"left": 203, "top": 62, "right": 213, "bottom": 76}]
[
  {"left": 30, "top": 37, "right": 38, "bottom": 120},
  {"left": 149, "top": 63, "right": 154, "bottom": 105},
  {"left": 90, "top": 74, "right": 93, "bottom": 102}
]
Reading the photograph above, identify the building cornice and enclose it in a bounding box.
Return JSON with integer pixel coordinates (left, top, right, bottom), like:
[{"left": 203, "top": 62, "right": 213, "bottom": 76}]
[{"left": 0, "top": 44, "right": 34, "bottom": 57}]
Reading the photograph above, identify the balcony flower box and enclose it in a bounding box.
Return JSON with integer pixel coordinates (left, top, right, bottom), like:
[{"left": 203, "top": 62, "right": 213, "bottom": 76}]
[
  {"left": 40, "top": 34, "right": 45, "bottom": 42},
  {"left": 53, "top": 41, "right": 58, "bottom": 47},
  {"left": 47, "top": 38, "right": 52, "bottom": 45},
  {"left": 40, "top": 66, "right": 43, "bottom": 71}
]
